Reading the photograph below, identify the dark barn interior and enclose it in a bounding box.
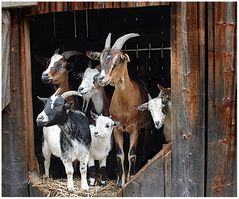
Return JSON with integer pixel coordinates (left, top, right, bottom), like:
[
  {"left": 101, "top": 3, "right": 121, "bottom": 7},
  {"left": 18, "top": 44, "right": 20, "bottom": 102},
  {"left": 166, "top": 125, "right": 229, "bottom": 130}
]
[{"left": 29, "top": 5, "right": 171, "bottom": 180}]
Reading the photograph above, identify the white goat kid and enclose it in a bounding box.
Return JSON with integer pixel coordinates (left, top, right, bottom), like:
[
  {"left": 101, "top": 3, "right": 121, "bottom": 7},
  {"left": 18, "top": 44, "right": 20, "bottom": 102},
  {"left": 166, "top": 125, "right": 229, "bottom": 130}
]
[
  {"left": 88, "top": 112, "right": 119, "bottom": 186},
  {"left": 137, "top": 85, "right": 171, "bottom": 142}
]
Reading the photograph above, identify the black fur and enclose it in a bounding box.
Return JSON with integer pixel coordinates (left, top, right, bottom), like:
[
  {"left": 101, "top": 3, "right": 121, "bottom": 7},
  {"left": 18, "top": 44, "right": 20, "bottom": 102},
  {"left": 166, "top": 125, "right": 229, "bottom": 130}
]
[{"left": 59, "top": 110, "right": 91, "bottom": 156}]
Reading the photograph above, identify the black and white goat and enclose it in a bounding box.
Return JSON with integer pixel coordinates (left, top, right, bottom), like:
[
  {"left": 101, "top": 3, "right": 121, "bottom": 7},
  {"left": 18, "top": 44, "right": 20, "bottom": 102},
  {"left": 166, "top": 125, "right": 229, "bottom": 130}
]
[
  {"left": 136, "top": 85, "right": 171, "bottom": 142},
  {"left": 36, "top": 88, "right": 91, "bottom": 192},
  {"left": 88, "top": 112, "right": 119, "bottom": 186}
]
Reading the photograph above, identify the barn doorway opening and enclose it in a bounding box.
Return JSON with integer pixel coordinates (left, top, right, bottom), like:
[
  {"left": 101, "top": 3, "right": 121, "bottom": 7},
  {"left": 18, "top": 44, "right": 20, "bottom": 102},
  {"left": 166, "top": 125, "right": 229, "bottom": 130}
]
[{"left": 29, "top": 5, "right": 171, "bottom": 180}]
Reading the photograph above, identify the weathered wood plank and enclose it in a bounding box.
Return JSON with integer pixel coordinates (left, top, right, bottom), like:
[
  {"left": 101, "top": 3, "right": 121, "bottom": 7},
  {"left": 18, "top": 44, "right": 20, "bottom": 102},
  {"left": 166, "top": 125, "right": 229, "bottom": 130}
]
[
  {"left": 171, "top": 2, "right": 205, "bottom": 196},
  {"left": 123, "top": 143, "right": 171, "bottom": 196},
  {"left": 24, "top": 2, "right": 169, "bottom": 15},
  {"left": 206, "top": 2, "right": 237, "bottom": 197},
  {"left": 2, "top": 2, "right": 37, "bottom": 8},
  {"left": 2, "top": 10, "right": 11, "bottom": 110},
  {"left": 22, "top": 17, "right": 39, "bottom": 173},
  {"left": 2, "top": 9, "right": 29, "bottom": 196},
  {"left": 164, "top": 150, "right": 171, "bottom": 196}
]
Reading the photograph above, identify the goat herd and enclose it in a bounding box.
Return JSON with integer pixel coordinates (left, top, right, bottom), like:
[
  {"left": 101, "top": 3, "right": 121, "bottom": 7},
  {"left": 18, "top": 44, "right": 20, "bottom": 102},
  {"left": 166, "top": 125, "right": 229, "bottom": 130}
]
[{"left": 35, "top": 33, "right": 171, "bottom": 192}]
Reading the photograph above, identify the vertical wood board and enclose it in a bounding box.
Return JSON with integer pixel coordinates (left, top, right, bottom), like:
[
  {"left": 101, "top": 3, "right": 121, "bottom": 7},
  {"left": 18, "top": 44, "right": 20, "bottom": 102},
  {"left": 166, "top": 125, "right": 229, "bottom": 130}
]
[
  {"left": 206, "top": 2, "right": 237, "bottom": 197},
  {"left": 2, "top": 10, "right": 11, "bottom": 110},
  {"left": 171, "top": 2, "right": 205, "bottom": 196}
]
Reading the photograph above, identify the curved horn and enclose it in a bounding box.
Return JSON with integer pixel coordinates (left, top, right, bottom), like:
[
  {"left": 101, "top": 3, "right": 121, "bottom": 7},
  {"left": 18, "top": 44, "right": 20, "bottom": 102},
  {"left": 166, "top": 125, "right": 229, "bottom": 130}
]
[
  {"left": 104, "top": 33, "right": 111, "bottom": 48},
  {"left": 61, "top": 51, "right": 82, "bottom": 59},
  {"left": 54, "top": 87, "right": 61, "bottom": 96},
  {"left": 61, "top": 90, "right": 80, "bottom": 99},
  {"left": 112, "top": 33, "right": 139, "bottom": 50}
]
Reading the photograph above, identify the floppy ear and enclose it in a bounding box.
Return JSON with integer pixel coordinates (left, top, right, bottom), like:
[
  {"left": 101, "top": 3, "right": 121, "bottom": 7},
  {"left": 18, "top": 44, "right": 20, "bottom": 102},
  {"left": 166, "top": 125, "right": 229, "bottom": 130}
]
[
  {"left": 120, "top": 53, "right": 130, "bottom": 62},
  {"left": 65, "top": 101, "right": 74, "bottom": 110},
  {"left": 90, "top": 111, "right": 99, "bottom": 121},
  {"left": 86, "top": 51, "right": 101, "bottom": 60},
  {"left": 37, "top": 96, "right": 47, "bottom": 105},
  {"left": 136, "top": 102, "right": 149, "bottom": 111}
]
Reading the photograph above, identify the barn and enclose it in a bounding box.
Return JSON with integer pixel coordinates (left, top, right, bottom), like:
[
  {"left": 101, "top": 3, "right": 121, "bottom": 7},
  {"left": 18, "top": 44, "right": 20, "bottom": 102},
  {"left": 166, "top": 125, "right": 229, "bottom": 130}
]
[{"left": 2, "top": 2, "right": 236, "bottom": 197}]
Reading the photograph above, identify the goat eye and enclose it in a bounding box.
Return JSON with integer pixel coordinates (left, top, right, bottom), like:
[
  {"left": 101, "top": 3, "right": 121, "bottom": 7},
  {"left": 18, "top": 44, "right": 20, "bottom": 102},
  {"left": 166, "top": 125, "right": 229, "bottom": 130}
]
[
  {"left": 105, "top": 124, "right": 110, "bottom": 128},
  {"left": 115, "top": 59, "right": 121, "bottom": 65}
]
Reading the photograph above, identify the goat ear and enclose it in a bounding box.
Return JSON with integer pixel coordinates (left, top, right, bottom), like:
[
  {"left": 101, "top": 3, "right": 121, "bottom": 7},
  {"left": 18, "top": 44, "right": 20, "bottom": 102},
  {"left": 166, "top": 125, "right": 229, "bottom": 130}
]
[
  {"left": 121, "top": 53, "right": 130, "bottom": 62},
  {"left": 158, "top": 84, "right": 171, "bottom": 97},
  {"left": 86, "top": 51, "right": 101, "bottom": 60},
  {"left": 66, "top": 62, "right": 74, "bottom": 72},
  {"left": 90, "top": 111, "right": 99, "bottom": 121},
  {"left": 33, "top": 54, "right": 48, "bottom": 66},
  {"left": 37, "top": 96, "right": 47, "bottom": 104},
  {"left": 65, "top": 101, "right": 74, "bottom": 110},
  {"left": 113, "top": 121, "right": 121, "bottom": 127},
  {"left": 136, "top": 103, "right": 148, "bottom": 111},
  {"left": 54, "top": 48, "right": 60, "bottom": 54}
]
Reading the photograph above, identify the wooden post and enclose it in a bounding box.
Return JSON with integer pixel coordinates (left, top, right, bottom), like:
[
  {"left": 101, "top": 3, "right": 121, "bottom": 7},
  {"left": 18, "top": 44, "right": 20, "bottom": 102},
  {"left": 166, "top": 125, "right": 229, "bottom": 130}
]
[
  {"left": 171, "top": 2, "right": 205, "bottom": 196},
  {"left": 206, "top": 2, "right": 237, "bottom": 196}
]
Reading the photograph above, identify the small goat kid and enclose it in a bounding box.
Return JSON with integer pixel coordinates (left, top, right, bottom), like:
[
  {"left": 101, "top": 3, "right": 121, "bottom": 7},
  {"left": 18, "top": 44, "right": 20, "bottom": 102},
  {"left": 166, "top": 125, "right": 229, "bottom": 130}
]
[
  {"left": 78, "top": 67, "right": 109, "bottom": 115},
  {"left": 36, "top": 88, "right": 91, "bottom": 192},
  {"left": 137, "top": 85, "right": 171, "bottom": 142},
  {"left": 86, "top": 33, "right": 151, "bottom": 187},
  {"left": 88, "top": 112, "right": 119, "bottom": 186}
]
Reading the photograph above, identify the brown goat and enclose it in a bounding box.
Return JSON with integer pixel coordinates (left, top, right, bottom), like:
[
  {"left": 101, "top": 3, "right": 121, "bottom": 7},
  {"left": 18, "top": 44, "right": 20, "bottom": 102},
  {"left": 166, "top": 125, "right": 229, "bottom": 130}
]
[
  {"left": 41, "top": 49, "right": 81, "bottom": 107},
  {"left": 87, "top": 33, "right": 151, "bottom": 187}
]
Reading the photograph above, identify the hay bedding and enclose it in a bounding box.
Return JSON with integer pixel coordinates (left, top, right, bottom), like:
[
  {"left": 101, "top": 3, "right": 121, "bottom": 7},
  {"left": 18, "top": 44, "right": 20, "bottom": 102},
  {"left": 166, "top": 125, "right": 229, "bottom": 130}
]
[{"left": 32, "top": 177, "right": 121, "bottom": 197}]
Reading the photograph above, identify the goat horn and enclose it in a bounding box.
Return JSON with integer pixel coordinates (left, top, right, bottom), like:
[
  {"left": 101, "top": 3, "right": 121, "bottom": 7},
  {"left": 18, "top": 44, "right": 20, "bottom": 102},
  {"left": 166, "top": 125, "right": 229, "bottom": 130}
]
[
  {"left": 112, "top": 33, "right": 139, "bottom": 50},
  {"left": 62, "top": 51, "right": 82, "bottom": 59},
  {"left": 54, "top": 87, "right": 61, "bottom": 96},
  {"left": 104, "top": 33, "right": 111, "bottom": 48},
  {"left": 61, "top": 90, "right": 80, "bottom": 99}
]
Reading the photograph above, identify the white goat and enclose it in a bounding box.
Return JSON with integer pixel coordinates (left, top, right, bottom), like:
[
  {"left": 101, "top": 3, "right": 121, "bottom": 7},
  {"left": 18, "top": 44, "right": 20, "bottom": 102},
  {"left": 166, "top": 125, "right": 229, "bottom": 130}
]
[
  {"left": 88, "top": 112, "right": 119, "bottom": 186},
  {"left": 78, "top": 67, "right": 109, "bottom": 115},
  {"left": 137, "top": 85, "right": 171, "bottom": 142}
]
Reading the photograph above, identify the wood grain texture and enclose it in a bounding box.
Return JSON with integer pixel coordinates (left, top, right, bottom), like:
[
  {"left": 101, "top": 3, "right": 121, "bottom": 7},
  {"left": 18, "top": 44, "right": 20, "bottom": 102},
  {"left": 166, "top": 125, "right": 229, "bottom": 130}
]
[
  {"left": 171, "top": 2, "right": 205, "bottom": 196},
  {"left": 206, "top": 2, "right": 237, "bottom": 197},
  {"left": 2, "top": 10, "right": 11, "bottom": 110},
  {"left": 24, "top": 2, "right": 169, "bottom": 15}
]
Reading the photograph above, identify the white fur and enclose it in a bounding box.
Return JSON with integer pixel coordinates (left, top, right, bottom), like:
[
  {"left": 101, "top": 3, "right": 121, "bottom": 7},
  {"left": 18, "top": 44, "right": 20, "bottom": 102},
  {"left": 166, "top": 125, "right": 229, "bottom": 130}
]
[
  {"left": 42, "top": 125, "right": 90, "bottom": 191},
  {"left": 88, "top": 116, "right": 115, "bottom": 185},
  {"left": 43, "top": 54, "right": 63, "bottom": 74},
  {"left": 78, "top": 67, "right": 105, "bottom": 114}
]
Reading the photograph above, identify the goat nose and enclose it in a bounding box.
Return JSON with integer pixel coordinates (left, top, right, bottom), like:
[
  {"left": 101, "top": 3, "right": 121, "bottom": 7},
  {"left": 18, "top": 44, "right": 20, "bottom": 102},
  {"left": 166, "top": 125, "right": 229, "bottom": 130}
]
[
  {"left": 42, "top": 72, "right": 49, "bottom": 77},
  {"left": 94, "top": 131, "right": 99, "bottom": 136},
  {"left": 155, "top": 121, "right": 160, "bottom": 127},
  {"left": 38, "top": 115, "right": 45, "bottom": 121},
  {"left": 97, "top": 75, "right": 104, "bottom": 81},
  {"left": 78, "top": 87, "right": 84, "bottom": 92}
]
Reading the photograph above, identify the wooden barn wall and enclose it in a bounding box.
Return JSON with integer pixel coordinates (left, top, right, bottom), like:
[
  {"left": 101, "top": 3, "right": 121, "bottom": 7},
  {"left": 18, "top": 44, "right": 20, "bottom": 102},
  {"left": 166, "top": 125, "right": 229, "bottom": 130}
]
[
  {"left": 2, "top": 9, "right": 39, "bottom": 196},
  {"left": 23, "top": 2, "right": 169, "bottom": 15},
  {"left": 171, "top": 2, "right": 206, "bottom": 196},
  {"left": 2, "top": 10, "right": 11, "bottom": 110},
  {"left": 206, "top": 2, "right": 237, "bottom": 196}
]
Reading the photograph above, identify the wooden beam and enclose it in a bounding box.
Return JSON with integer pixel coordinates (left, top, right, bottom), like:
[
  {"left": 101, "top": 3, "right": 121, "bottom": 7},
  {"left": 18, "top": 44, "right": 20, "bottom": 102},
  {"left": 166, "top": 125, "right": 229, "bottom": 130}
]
[{"left": 2, "top": 2, "right": 37, "bottom": 9}]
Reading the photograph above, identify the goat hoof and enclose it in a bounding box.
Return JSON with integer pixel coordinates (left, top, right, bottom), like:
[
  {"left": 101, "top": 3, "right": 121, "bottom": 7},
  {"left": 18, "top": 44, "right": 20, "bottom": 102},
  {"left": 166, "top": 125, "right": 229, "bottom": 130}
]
[
  {"left": 43, "top": 175, "right": 49, "bottom": 180},
  {"left": 89, "top": 178, "right": 96, "bottom": 186},
  {"left": 67, "top": 187, "right": 74, "bottom": 193},
  {"left": 81, "top": 184, "right": 89, "bottom": 191},
  {"left": 100, "top": 181, "right": 106, "bottom": 187}
]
